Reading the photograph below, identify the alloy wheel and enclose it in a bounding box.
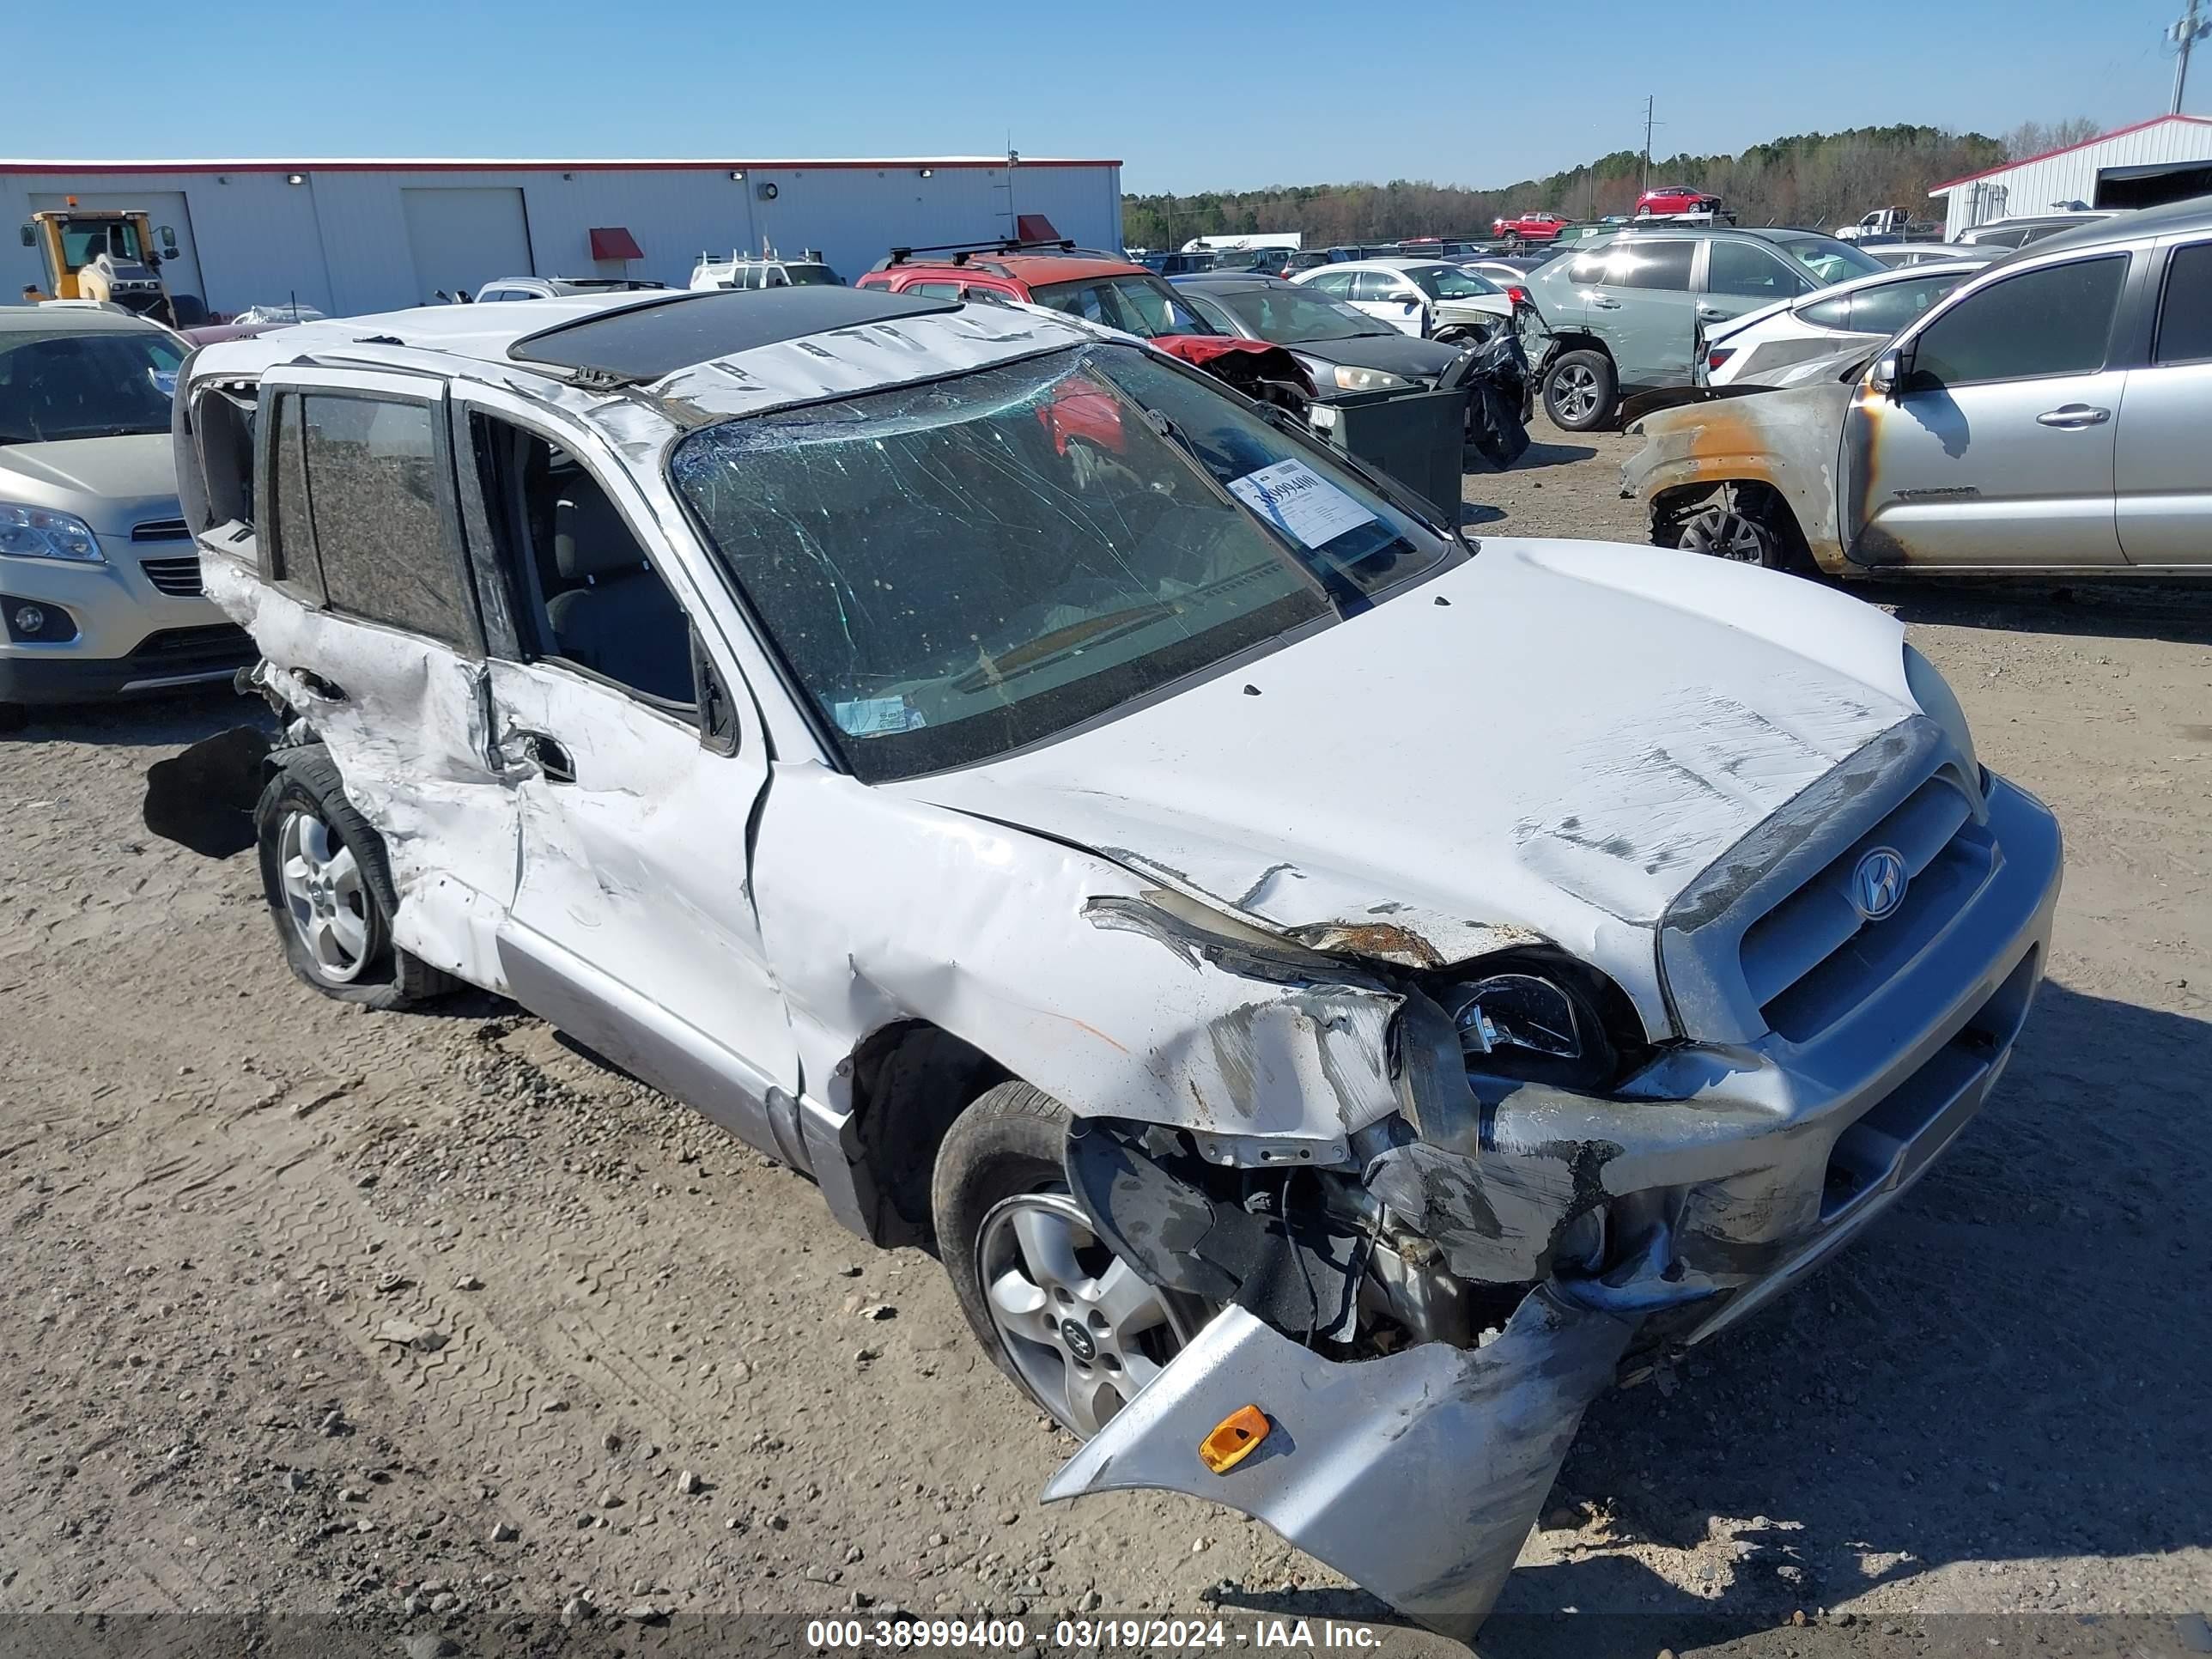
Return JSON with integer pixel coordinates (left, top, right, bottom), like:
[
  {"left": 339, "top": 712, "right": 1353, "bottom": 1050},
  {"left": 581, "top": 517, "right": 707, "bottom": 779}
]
[
  {"left": 975, "top": 1191, "right": 1191, "bottom": 1437},
  {"left": 277, "top": 808, "right": 372, "bottom": 983}
]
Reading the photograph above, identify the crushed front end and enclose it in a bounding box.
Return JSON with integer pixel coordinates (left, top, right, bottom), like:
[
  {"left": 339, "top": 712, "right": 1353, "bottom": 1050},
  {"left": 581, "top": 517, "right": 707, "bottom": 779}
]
[{"left": 1042, "top": 720, "right": 2063, "bottom": 1642}]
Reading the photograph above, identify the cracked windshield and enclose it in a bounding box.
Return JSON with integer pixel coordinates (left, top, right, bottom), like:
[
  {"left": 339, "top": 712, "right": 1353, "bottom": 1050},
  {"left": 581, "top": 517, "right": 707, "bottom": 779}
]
[{"left": 672, "top": 343, "right": 1450, "bottom": 780}]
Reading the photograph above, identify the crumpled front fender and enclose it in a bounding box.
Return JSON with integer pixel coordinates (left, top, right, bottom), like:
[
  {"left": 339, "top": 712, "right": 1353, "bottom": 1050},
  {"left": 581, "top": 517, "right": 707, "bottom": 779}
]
[{"left": 1042, "top": 1290, "right": 1638, "bottom": 1643}]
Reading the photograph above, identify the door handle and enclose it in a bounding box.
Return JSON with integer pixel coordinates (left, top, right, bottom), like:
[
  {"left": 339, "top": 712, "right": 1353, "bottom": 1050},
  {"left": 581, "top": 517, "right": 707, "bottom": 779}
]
[
  {"left": 497, "top": 727, "right": 576, "bottom": 784},
  {"left": 287, "top": 667, "right": 347, "bottom": 703},
  {"left": 1590, "top": 296, "right": 1622, "bottom": 309},
  {"left": 2036, "top": 404, "right": 2110, "bottom": 428},
  {"left": 1696, "top": 305, "right": 1728, "bottom": 321}
]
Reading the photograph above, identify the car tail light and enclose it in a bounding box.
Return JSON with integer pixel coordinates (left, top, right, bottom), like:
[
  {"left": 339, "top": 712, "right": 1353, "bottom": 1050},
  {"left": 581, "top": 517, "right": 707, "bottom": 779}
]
[
  {"left": 1504, "top": 285, "right": 1530, "bottom": 307},
  {"left": 1705, "top": 346, "right": 1736, "bottom": 371}
]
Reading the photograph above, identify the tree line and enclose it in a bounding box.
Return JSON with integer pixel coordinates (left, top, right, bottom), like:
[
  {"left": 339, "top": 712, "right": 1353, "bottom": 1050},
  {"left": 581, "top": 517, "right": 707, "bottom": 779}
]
[{"left": 1120, "top": 121, "right": 2097, "bottom": 249}]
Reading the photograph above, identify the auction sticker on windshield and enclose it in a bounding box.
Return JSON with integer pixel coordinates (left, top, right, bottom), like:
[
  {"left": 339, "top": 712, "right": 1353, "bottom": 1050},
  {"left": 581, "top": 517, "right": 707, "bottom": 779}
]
[{"left": 1225, "top": 459, "right": 1375, "bottom": 549}]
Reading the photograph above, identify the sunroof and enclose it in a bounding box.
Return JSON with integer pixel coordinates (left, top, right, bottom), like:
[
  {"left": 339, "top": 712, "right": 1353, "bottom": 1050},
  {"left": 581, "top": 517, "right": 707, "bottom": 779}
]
[{"left": 507, "top": 287, "right": 961, "bottom": 381}]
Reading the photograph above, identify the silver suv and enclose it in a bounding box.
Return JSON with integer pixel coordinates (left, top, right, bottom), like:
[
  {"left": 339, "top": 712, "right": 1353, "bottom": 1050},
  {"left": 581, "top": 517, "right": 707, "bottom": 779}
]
[
  {"left": 1527, "top": 225, "right": 1886, "bottom": 429},
  {"left": 154, "top": 284, "right": 2059, "bottom": 1640},
  {"left": 0, "top": 305, "right": 252, "bottom": 729}
]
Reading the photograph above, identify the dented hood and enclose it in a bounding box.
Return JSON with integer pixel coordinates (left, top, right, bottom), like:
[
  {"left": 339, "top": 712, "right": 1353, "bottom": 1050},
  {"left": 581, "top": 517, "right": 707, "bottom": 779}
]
[{"left": 904, "top": 538, "right": 1917, "bottom": 1012}]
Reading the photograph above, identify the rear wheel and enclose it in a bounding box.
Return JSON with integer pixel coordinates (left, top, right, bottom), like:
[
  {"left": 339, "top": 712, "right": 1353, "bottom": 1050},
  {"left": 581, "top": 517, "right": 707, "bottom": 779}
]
[
  {"left": 1543, "top": 349, "right": 1616, "bottom": 431},
  {"left": 933, "top": 1081, "right": 1208, "bottom": 1437},
  {"left": 253, "top": 747, "right": 453, "bottom": 1009}
]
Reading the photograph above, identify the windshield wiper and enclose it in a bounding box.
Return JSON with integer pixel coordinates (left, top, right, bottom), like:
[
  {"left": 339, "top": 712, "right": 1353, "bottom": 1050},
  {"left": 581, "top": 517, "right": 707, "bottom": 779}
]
[{"left": 952, "top": 602, "right": 1177, "bottom": 693}]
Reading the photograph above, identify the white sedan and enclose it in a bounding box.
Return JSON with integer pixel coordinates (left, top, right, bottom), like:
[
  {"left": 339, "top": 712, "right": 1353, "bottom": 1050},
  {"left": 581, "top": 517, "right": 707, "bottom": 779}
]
[
  {"left": 1699, "top": 260, "right": 1984, "bottom": 389},
  {"left": 1290, "top": 258, "right": 1514, "bottom": 342}
]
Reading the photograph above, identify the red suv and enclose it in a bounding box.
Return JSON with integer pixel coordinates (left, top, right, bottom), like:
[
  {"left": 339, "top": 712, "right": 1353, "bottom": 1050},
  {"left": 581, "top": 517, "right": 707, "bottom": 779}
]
[
  {"left": 1490, "top": 211, "right": 1567, "bottom": 242},
  {"left": 856, "top": 240, "right": 1217, "bottom": 337},
  {"left": 1634, "top": 186, "right": 1723, "bottom": 218}
]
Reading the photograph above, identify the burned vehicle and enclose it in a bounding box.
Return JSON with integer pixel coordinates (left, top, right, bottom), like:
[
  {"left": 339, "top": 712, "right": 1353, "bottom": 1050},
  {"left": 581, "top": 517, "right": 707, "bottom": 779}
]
[
  {"left": 1626, "top": 200, "right": 2212, "bottom": 574},
  {"left": 155, "top": 284, "right": 2062, "bottom": 1639}
]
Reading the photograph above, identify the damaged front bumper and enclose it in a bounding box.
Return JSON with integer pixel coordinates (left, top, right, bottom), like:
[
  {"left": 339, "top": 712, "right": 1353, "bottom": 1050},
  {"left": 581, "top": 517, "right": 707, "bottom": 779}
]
[{"left": 1046, "top": 774, "right": 2062, "bottom": 1641}]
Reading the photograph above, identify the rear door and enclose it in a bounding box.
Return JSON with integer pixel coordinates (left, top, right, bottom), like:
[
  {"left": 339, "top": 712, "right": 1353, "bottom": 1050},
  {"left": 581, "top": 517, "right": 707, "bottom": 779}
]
[
  {"left": 2115, "top": 234, "right": 2212, "bottom": 565},
  {"left": 1347, "top": 270, "right": 1423, "bottom": 335},
  {"left": 1586, "top": 238, "right": 1696, "bottom": 387},
  {"left": 1848, "top": 252, "right": 2131, "bottom": 567},
  {"left": 252, "top": 367, "right": 520, "bottom": 985}
]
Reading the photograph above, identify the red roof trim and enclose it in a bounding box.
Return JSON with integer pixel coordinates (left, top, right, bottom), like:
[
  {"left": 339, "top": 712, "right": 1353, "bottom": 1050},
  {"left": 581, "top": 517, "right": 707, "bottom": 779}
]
[
  {"left": 0, "top": 157, "right": 1121, "bottom": 175},
  {"left": 1929, "top": 114, "right": 2212, "bottom": 193}
]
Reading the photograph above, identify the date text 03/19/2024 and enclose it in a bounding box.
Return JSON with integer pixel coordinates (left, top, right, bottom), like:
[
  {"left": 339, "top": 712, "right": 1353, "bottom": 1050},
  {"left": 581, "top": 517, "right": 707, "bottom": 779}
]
[{"left": 805, "top": 1618, "right": 1386, "bottom": 1650}]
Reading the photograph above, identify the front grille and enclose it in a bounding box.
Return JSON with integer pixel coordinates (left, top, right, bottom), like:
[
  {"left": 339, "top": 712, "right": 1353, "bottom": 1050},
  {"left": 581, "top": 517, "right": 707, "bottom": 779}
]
[
  {"left": 130, "top": 623, "right": 253, "bottom": 665},
  {"left": 1740, "top": 769, "right": 1990, "bottom": 1043},
  {"left": 131, "top": 518, "right": 191, "bottom": 543},
  {"left": 139, "top": 556, "right": 204, "bottom": 597}
]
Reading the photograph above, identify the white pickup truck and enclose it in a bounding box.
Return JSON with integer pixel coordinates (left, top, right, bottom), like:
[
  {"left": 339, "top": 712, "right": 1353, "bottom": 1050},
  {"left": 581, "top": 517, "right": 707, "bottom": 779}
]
[{"left": 1837, "top": 206, "right": 1946, "bottom": 245}]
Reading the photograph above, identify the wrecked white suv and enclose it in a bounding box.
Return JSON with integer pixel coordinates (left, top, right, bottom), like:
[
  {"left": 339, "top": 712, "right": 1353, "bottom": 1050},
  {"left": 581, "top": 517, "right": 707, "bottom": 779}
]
[{"left": 155, "top": 286, "right": 2061, "bottom": 1638}]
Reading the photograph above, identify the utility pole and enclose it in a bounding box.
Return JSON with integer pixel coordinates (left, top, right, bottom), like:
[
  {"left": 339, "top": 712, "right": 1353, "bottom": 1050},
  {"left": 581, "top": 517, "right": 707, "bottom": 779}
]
[
  {"left": 1641, "top": 95, "right": 1657, "bottom": 194},
  {"left": 2176, "top": 0, "right": 2209, "bottom": 113}
]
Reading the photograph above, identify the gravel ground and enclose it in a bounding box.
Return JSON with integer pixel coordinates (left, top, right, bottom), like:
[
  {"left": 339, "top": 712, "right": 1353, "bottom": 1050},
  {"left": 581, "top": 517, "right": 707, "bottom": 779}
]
[{"left": 2, "top": 417, "right": 2207, "bottom": 1659}]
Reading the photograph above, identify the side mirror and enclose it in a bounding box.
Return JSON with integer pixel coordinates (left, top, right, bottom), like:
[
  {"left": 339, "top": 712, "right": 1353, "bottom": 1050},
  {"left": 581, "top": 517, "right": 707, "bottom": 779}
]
[
  {"left": 18, "top": 224, "right": 33, "bottom": 248},
  {"left": 159, "top": 226, "right": 179, "bottom": 255},
  {"left": 1402, "top": 297, "right": 1421, "bottom": 311},
  {"left": 1869, "top": 349, "right": 1904, "bottom": 399}
]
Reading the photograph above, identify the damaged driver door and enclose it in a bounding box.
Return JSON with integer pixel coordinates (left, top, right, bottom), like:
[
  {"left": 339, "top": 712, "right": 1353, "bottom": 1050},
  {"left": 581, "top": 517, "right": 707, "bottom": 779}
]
[{"left": 451, "top": 393, "right": 804, "bottom": 1159}]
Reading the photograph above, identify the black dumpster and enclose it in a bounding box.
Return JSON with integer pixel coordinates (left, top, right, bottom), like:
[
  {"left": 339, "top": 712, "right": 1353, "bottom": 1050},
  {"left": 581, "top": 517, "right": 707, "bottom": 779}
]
[{"left": 1318, "top": 381, "right": 1472, "bottom": 524}]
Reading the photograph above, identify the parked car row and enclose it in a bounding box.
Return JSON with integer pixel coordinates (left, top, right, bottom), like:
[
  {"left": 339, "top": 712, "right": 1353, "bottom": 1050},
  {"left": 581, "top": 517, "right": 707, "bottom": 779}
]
[{"left": 1624, "top": 197, "right": 2212, "bottom": 576}]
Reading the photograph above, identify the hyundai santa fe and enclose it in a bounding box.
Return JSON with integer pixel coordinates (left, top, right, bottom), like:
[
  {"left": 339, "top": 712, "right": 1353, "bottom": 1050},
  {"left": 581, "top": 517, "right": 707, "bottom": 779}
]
[{"left": 150, "top": 283, "right": 2062, "bottom": 1640}]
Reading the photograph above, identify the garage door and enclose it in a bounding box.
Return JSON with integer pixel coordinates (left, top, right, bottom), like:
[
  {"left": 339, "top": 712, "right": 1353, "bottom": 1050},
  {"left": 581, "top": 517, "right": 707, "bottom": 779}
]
[
  {"left": 31, "top": 189, "right": 207, "bottom": 315},
  {"left": 400, "top": 187, "right": 534, "bottom": 303}
]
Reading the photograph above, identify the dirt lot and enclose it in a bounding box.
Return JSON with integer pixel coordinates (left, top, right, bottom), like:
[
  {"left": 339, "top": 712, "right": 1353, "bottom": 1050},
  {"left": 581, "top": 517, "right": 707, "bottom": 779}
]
[{"left": 3, "top": 419, "right": 2207, "bottom": 1658}]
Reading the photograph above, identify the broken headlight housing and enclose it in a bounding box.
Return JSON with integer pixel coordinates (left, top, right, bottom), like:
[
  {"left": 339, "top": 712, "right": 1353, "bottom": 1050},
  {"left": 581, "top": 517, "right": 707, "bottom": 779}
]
[{"left": 1442, "top": 963, "right": 1623, "bottom": 1092}]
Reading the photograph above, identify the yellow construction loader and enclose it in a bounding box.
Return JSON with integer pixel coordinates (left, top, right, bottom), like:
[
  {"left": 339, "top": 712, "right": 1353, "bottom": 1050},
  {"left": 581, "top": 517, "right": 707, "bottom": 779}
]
[{"left": 19, "top": 203, "right": 201, "bottom": 325}]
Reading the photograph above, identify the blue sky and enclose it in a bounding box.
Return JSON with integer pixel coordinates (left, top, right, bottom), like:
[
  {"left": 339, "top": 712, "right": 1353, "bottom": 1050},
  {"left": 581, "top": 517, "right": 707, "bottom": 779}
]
[{"left": 10, "top": 0, "right": 2203, "bottom": 192}]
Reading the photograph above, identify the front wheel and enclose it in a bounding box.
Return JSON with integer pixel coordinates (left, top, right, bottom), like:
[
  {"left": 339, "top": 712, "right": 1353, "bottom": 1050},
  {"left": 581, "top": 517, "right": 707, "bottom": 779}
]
[
  {"left": 933, "top": 1081, "right": 1209, "bottom": 1438},
  {"left": 1542, "top": 349, "right": 1617, "bottom": 431}
]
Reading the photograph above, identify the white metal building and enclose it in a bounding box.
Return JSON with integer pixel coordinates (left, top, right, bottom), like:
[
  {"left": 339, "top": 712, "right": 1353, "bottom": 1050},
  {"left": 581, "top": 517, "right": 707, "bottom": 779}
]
[
  {"left": 1929, "top": 115, "right": 2212, "bottom": 237},
  {"left": 3, "top": 156, "right": 1123, "bottom": 320}
]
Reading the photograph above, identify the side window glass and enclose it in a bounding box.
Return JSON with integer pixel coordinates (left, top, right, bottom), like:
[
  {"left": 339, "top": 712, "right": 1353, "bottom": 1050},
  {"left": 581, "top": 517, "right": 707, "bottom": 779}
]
[
  {"left": 472, "top": 416, "right": 697, "bottom": 708},
  {"left": 1910, "top": 256, "right": 2127, "bottom": 388},
  {"left": 1708, "top": 241, "right": 1799, "bottom": 300},
  {"left": 270, "top": 392, "right": 325, "bottom": 599},
  {"left": 1799, "top": 295, "right": 1853, "bottom": 329},
  {"left": 301, "top": 396, "right": 476, "bottom": 647},
  {"left": 1305, "top": 270, "right": 1351, "bottom": 297},
  {"left": 1847, "top": 277, "right": 1951, "bottom": 338},
  {"left": 908, "top": 282, "right": 963, "bottom": 299},
  {"left": 1605, "top": 241, "right": 1694, "bottom": 291},
  {"left": 2154, "top": 240, "right": 2212, "bottom": 364}
]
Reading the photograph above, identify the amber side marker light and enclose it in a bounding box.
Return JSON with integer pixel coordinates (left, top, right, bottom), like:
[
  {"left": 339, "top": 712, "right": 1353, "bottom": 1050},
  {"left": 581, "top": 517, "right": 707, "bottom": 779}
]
[{"left": 1200, "top": 1406, "right": 1270, "bottom": 1474}]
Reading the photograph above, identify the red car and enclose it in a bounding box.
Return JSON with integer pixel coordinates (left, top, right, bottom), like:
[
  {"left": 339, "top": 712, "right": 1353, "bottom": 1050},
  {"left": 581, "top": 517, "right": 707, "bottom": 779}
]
[
  {"left": 1490, "top": 210, "right": 1568, "bottom": 242},
  {"left": 1634, "top": 185, "right": 1723, "bottom": 218},
  {"left": 857, "top": 238, "right": 1220, "bottom": 337}
]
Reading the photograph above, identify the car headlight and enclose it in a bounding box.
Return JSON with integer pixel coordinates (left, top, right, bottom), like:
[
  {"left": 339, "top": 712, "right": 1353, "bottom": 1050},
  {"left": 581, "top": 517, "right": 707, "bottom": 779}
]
[
  {"left": 1323, "top": 363, "right": 1415, "bottom": 392},
  {"left": 0, "top": 503, "right": 104, "bottom": 564},
  {"left": 1443, "top": 965, "right": 1623, "bottom": 1091},
  {"left": 1903, "top": 643, "right": 1977, "bottom": 778}
]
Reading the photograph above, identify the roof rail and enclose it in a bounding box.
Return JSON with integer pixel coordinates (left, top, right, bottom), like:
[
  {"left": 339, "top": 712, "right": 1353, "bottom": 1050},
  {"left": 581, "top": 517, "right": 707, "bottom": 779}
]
[{"left": 878, "top": 234, "right": 1079, "bottom": 269}]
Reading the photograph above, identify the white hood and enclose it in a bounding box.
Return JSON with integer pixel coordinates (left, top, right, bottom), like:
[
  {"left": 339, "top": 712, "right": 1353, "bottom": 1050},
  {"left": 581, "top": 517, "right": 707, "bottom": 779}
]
[{"left": 902, "top": 538, "right": 1917, "bottom": 1004}]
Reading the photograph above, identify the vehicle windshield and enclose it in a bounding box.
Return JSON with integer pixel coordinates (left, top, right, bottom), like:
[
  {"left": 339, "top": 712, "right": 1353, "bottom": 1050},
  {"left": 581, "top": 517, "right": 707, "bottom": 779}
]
[
  {"left": 1408, "top": 264, "right": 1500, "bottom": 301},
  {"left": 1212, "top": 285, "right": 1392, "bottom": 342},
  {"left": 57, "top": 217, "right": 143, "bottom": 271},
  {"left": 671, "top": 343, "right": 1453, "bottom": 781},
  {"left": 0, "top": 328, "right": 182, "bottom": 445},
  {"left": 1027, "top": 276, "right": 1219, "bottom": 337},
  {"left": 1761, "top": 230, "right": 1884, "bottom": 285}
]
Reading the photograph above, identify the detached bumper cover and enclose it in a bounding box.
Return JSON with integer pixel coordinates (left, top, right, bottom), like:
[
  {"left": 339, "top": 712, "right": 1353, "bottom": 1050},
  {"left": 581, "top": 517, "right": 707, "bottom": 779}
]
[{"left": 1042, "top": 1291, "right": 1637, "bottom": 1643}]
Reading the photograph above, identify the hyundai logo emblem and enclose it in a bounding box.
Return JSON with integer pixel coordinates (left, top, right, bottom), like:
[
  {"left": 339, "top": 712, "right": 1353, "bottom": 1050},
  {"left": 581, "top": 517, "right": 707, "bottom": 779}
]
[{"left": 1850, "top": 847, "right": 1909, "bottom": 921}]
